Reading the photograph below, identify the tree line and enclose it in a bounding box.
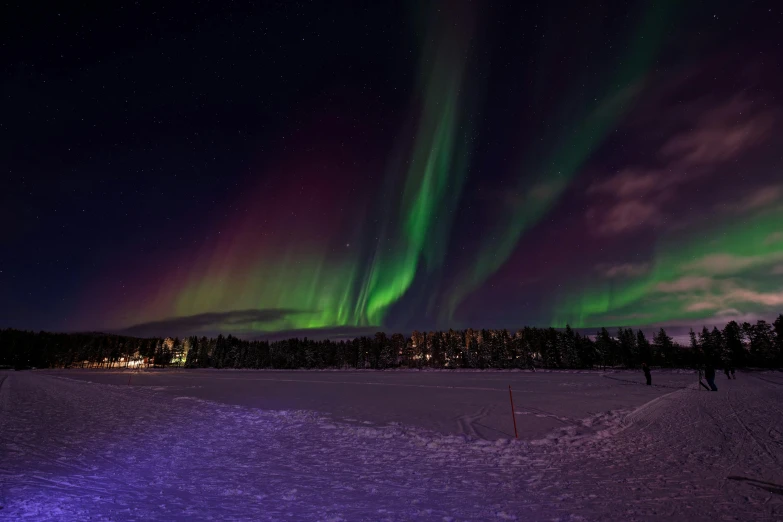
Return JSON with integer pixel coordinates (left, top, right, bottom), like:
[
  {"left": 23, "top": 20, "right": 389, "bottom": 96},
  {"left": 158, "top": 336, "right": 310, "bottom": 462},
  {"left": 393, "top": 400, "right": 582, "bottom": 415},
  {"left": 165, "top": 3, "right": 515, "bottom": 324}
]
[{"left": 1, "top": 316, "right": 781, "bottom": 371}]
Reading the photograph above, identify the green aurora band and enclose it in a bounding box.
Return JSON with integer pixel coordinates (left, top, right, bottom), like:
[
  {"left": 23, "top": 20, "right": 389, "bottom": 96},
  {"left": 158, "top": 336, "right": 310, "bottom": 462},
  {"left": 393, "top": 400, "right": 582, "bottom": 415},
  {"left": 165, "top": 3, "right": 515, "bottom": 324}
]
[
  {"left": 171, "top": 250, "right": 364, "bottom": 333},
  {"left": 121, "top": 7, "right": 476, "bottom": 335},
  {"left": 553, "top": 207, "right": 783, "bottom": 328},
  {"left": 115, "top": 2, "right": 761, "bottom": 337},
  {"left": 360, "top": 13, "right": 473, "bottom": 325},
  {"left": 445, "top": 1, "right": 674, "bottom": 320}
]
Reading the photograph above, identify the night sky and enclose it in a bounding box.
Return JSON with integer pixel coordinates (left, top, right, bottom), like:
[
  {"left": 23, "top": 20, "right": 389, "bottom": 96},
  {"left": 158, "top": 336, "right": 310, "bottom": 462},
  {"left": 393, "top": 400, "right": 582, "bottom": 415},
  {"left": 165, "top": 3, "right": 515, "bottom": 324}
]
[{"left": 3, "top": 1, "right": 783, "bottom": 339}]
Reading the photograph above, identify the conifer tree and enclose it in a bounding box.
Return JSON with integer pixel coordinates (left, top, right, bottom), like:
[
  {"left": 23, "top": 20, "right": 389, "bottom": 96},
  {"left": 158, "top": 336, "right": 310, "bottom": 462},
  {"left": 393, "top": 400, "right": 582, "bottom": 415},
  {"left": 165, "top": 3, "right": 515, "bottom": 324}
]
[
  {"left": 636, "top": 330, "right": 651, "bottom": 365},
  {"left": 722, "top": 321, "right": 745, "bottom": 368}
]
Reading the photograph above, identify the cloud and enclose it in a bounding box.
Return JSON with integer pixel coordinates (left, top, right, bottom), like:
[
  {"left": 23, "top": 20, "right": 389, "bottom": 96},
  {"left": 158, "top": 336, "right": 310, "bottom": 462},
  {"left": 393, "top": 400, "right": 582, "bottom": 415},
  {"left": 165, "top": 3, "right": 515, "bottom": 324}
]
[
  {"left": 590, "top": 200, "right": 660, "bottom": 236},
  {"left": 765, "top": 232, "right": 783, "bottom": 246},
  {"left": 683, "top": 252, "right": 783, "bottom": 275},
  {"left": 705, "top": 310, "right": 768, "bottom": 326},
  {"left": 588, "top": 169, "right": 662, "bottom": 198},
  {"left": 714, "top": 308, "right": 743, "bottom": 318},
  {"left": 641, "top": 312, "right": 769, "bottom": 333},
  {"left": 118, "top": 309, "right": 304, "bottom": 338},
  {"left": 656, "top": 276, "right": 713, "bottom": 293},
  {"left": 719, "top": 186, "right": 783, "bottom": 214},
  {"left": 597, "top": 262, "right": 650, "bottom": 278},
  {"left": 743, "top": 186, "right": 783, "bottom": 212},
  {"left": 678, "top": 285, "right": 783, "bottom": 315},
  {"left": 683, "top": 254, "right": 759, "bottom": 275},
  {"left": 725, "top": 288, "right": 783, "bottom": 307},
  {"left": 685, "top": 301, "right": 719, "bottom": 312},
  {"left": 659, "top": 96, "right": 772, "bottom": 165},
  {"left": 586, "top": 95, "right": 774, "bottom": 236}
]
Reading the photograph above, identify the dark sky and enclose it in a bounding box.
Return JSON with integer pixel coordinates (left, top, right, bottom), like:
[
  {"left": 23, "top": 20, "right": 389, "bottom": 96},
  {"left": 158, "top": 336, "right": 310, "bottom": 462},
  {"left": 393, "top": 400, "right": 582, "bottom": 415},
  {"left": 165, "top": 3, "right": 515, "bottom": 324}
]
[{"left": 3, "top": 1, "right": 782, "bottom": 339}]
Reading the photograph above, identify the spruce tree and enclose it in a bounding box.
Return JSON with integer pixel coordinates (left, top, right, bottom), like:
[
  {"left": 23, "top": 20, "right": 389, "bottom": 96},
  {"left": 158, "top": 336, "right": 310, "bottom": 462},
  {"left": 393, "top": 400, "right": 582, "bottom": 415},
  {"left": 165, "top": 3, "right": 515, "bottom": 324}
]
[
  {"left": 710, "top": 327, "right": 726, "bottom": 368},
  {"left": 185, "top": 336, "right": 199, "bottom": 367},
  {"left": 698, "top": 327, "right": 714, "bottom": 364},
  {"left": 577, "top": 334, "right": 596, "bottom": 368},
  {"left": 617, "top": 328, "right": 637, "bottom": 368},
  {"left": 636, "top": 330, "right": 650, "bottom": 366},
  {"left": 722, "top": 321, "right": 745, "bottom": 368},
  {"left": 465, "top": 329, "right": 479, "bottom": 368},
  {"left": 390, "top": 333, "right": 406, "bottom": 367},
  {"left": 375, "top": 332, "right": 393, "bottom": 369},
  {"left": 653, "top": 328, "right": 673, "bottom": 367},
  {"left": 689, "top": 329, "right": 700, "bottom": 367},
  {"left": 562, "top": 325, "right": 578, "bottom": 368},
  {"left": 444, "top": 329, "right": 461, "bottom": 368},
  {"left": 745, "top": 320, "right": 775, "bottom": 366},
  {"left": 595, "top": 328, "right": 614, "bottom": 369}
]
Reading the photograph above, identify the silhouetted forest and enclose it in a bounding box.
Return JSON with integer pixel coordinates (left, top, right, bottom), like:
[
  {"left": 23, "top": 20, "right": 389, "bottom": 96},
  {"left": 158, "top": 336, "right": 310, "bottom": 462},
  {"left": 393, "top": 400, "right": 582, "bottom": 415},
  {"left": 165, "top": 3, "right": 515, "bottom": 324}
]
[{"left": 1, "top": 316, "right": 781, "bottom": 371}]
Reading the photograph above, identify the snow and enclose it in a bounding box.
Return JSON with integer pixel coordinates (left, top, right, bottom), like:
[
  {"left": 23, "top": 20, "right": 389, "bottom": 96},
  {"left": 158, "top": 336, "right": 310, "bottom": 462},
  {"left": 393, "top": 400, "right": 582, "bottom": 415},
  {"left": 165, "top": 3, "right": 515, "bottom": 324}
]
[
  {"left": 1, "top": 369, "right": 782, "bottom": 521},
  {"left": 42, "top": 369, "right": 702, "bottom": 441}
]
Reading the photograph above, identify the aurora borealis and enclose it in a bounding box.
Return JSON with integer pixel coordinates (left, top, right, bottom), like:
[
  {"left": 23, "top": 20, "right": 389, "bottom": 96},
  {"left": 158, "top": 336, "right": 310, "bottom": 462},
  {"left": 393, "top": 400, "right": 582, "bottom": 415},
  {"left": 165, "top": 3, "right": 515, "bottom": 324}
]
[{"left": 4, "top": 1, "right": 783, "bottom": 338}]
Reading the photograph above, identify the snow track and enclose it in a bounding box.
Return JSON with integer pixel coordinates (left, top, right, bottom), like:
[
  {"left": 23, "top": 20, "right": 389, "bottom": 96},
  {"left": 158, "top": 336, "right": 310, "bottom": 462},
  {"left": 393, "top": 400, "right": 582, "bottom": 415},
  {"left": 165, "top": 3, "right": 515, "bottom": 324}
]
[{"left": 1, "top": 371, "right": 781, "bottom": 521}]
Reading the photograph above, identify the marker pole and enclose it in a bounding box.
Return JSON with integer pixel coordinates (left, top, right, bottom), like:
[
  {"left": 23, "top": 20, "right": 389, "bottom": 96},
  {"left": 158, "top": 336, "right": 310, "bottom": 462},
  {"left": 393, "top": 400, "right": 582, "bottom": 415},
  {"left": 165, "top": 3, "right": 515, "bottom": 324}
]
[{"left": 508, "top": 385, "right": 518, "bottom": 439}]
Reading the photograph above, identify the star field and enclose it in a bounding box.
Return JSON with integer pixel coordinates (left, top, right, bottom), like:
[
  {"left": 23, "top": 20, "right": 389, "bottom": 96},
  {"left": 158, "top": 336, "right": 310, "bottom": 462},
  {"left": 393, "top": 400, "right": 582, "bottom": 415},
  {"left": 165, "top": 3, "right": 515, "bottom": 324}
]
[{"left": 3, "top": 1, "right": 782, "bottom": 338}]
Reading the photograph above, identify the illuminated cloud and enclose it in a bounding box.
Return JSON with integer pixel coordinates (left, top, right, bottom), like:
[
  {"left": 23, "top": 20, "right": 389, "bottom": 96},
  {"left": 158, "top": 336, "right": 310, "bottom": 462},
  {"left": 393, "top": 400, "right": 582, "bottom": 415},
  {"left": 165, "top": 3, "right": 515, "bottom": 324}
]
[
  {"left": 589, "top": 170, "right": 660, "bottom": 198},
  {"left": 683, "top": 252, "right": 783, "bottom": 275},
  {"left": 765, "top": 232, "right": 783, "bottom": 246},
  {"left": 725, "top": 288, "right": 783, "bottom": 307},
  {"left": 555, "top": 207, "right": 783, "bottom": 328},
  {"left": 589, "top": 200, "right": 660, "bottom": 236},
  {"left": 656, "top": 276, "right": 713, "bottom": 293},
  {"left": 720, "top": 185, "right": 783, "bottom": 214},
  {"left": 683, "top": 286, "right": 783, "bottom": 314},
  {"left": 586, "top": 95, "right": 774, "bottom": 236},
  {"left": 714, "top": 308, "right": 743, "bottom": 318},
  {"left": 685, "top": 301, "right": 719, "bottom": 313},
  {"left": 658, "top": 96, "right": 773, "bottom": 165},
  {"left": 598, "top": 263, "right": 651, "bottom": 278}
]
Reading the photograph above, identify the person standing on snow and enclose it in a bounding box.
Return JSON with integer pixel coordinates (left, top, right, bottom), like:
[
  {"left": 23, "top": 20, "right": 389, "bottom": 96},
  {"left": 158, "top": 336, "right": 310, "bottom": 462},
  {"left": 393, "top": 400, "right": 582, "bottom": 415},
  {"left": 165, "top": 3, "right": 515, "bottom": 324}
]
[
  {"left": 705, "top": 365, "right": 718, "bottom": 391},
  {"left": 642, "top": 362, "right": 652, "bottom": 386},
  {"left": 724, "top": 367, "right": 731, "bottom": 379}
]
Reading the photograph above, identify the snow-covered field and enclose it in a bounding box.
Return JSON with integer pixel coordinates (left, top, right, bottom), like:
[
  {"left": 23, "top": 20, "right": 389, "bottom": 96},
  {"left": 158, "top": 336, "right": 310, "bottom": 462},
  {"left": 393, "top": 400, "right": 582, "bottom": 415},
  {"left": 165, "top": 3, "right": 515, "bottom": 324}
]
[
  {"left": 1, "top": 370, "right": 782, "bottom": 521},
  {"left": 45, "top": 369, "right": 702, "bottom": 441}
]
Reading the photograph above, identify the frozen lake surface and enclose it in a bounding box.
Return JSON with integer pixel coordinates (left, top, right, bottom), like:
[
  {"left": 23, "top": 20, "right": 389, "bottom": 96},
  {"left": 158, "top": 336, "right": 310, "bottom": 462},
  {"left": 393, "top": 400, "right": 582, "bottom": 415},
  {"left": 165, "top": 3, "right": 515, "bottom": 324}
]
[
  {"left": 48, "top": 368, "right": 699, "bottom": 440},
  {"left": 1, "top": 369, "right": 782, "bottom": 520}
]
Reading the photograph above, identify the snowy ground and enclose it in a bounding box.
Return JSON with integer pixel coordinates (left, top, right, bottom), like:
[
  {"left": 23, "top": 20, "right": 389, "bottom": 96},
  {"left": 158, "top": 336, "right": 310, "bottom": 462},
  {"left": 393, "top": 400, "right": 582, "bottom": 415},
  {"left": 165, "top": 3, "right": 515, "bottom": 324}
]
[
  {"left": 1, "top": 370, "right": 782, "bottom": 521},
  {"left": 44, "top": 369, "right": 700, "bottom": 441}
]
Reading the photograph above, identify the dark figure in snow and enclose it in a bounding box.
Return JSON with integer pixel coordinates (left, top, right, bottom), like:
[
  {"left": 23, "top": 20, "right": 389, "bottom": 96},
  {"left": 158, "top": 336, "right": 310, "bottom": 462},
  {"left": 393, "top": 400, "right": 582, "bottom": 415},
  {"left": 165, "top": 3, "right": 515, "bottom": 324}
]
[
  {"left": 730, "top": 368, "right": 736, "bottom": 379},
  {"left": 698, "top": 369, "right": 710, "bottom": 390},
  {"left": 705, "top": 366, "right": 718, "bottom": 391},
  {"left": 724, "top": 368, "right": 731, "bottom": 379},
  {"left": 642, "top": 363, "right": 651, "bottom": 386}
]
